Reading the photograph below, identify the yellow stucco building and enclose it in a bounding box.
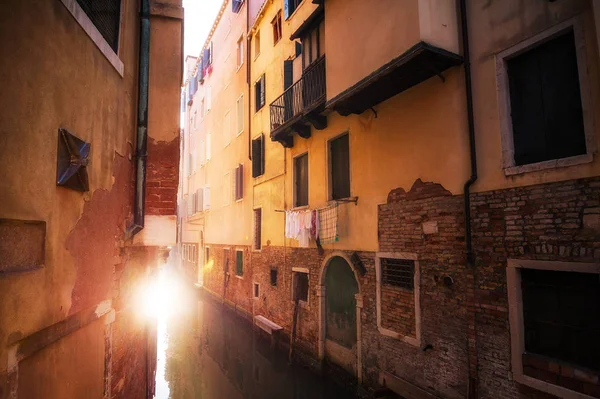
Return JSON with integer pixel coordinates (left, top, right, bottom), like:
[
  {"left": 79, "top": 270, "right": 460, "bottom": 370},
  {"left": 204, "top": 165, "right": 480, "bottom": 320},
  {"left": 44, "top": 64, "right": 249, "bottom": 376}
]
[{"left": 180, "top": 1, "right": 600, "bottom": 398}]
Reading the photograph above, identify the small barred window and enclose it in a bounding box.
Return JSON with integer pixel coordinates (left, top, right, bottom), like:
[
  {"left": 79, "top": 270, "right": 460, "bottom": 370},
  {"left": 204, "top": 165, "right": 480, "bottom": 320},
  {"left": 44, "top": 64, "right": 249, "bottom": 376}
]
[{"left": 381, "top": 258, "right": 414, "bottom": 290}]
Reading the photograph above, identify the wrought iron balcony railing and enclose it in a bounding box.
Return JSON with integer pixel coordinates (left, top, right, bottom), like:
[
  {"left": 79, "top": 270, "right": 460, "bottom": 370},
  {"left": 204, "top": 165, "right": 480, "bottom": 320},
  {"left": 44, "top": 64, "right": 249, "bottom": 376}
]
[{"left": 270, "top": 56, "right": 326, "bottom": 134}]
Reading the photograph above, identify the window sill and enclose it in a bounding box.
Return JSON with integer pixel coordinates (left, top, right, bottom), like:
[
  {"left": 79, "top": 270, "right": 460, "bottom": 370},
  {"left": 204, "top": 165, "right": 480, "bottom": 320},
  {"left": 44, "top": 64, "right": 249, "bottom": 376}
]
[
  {"left": 504, "top": 154, "right": 593, "bottom": 176},
  {"left": 59, "top": 0, "right": 124, "bottom": 77},
  {"left": 236, "top": 130, "right": 244, "bottom": 137},
  {"left": 377, "top": 326, "right": 420, "bottom": 347},
  {"left": 291, "top": 205, "right": 309, "bottom": 211},
  {"left": 236, "top": 63, "right": 244, "bottom": 72},
  {"left": 290, "top": 299, "right": 309, "bottom": 309},
  {"left": 234, "top": 275, "right": 244, "bottom": 280}
]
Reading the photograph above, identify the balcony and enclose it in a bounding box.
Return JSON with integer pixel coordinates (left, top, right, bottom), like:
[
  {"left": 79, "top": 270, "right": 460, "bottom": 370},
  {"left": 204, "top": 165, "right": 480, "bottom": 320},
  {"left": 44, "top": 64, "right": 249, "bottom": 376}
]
[{"left": 270, "top": 56, "right": 327, "bottom": 147}]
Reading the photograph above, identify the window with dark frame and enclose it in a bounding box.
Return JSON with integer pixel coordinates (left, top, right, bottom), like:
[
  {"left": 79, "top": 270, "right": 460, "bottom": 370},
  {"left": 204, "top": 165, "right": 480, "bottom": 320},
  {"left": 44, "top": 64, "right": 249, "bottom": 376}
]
[
  {"left": 254, "top": 209, "right": 262, "bottom": 250},
  {"left": 232, "top": 0, "right": 244, "bottom": 13},
  {"left": 272, "top": 11, "right": 282, "bottom": 44},
  {"left": 283, "top": 0, "right": 302, "bottom": 20},
  {"left": 255, "top": 74, "right": 266, "bottom": 112},
  {"left": 76, "top": 0, "right": 122, "bottom": 52},
  {"left": 270, "top": 268, "right": 278, "bottom": 286},
  {"left": 294, "top": 153, "right": 308, "bottom": 207},
  {"left": 205, "top": 247, "right": 210, "bottom": 264},
  {"left": 293, "top": 272, "right": 309, "bottom": 302},
  {"left": 253, "top": 282, "right": 260, "bottom": 298},
  {"left": 521, "top": 268, "right": 600, "bottom": 371},
  {"left": 381, "top": 258, "right": 415, "bottom": 291},
  {"left": 235, "top": 250, "right": 244, "bottom": 276},
  {"left": 330, "top": 134, "right": 350, "bottom": 200},
  {"left": 251, "top": 135, "right": 265, "bottom": 177},
  {"left": 301, "top": 19, "right": 324, "bottom": 71},
  {"left": 234, "top": 164, "right": 244, "bottom": 201},
  {"left": 506, "top": 29, "right": 586, "bottom": 166}
]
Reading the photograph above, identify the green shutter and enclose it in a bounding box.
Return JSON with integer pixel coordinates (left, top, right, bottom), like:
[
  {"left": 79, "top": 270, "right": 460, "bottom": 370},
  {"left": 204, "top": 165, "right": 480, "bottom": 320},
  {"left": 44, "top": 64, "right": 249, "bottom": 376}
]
[{"left": 236, "top": 251, "right": 243, "bottom": 276}]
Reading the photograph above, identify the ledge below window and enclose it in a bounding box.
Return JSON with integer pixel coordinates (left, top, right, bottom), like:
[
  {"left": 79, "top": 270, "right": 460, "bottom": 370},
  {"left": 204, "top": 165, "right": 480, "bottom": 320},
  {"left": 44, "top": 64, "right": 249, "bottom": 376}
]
[
  {"left": 504, "top": 153, "right": 594, "bottom": 176},
  {"left": 326, "top": 42, "right": 462, "bottom": 116}
]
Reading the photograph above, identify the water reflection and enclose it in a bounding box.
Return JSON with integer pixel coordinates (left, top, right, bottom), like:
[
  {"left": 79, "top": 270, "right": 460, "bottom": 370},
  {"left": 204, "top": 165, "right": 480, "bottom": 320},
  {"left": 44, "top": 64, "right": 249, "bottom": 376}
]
[{"left": 153, "top": 269, "right": 357, "bottom": 399}]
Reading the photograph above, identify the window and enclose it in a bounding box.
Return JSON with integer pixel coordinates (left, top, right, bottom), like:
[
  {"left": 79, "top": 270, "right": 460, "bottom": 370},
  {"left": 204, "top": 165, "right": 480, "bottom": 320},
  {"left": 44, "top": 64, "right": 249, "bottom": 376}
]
[
  {"left": 254, "top": 208, "right": 262, "bottom": 250},
  {"left": 270, "top": 268, "right": 278, "bottom": 287},
  {"left": 205, "top": 246, "right": 210, "bottom": 263},
  {"left": 294, "top": 153, "right": 308, "bottom": 207},
  {"left": 252, "top": 135, "right": 265, "bottom": 177},
  {"left": 253, "top": 282, "right": 260, "bottom": 298},
  {"left": 232, "top": 0, "right": 244, "bottom": 13},
  {"left": 236, "top": 35, "right": 244, "bottom": 69},
  {"left": 375, "top": 253, "right": 421, "bottom": 347},
  {"left": 292, "top": 270, "right": 309, "bottom": 302},
  {"left": 234, "top": 164, "right": 244, "bottom": 201},
  {"left": 254, "top": 30, "right": 261, "bottom": 58},
  {"left": 522, "top": 269, "right": 599, "bottom": 369},
  {"left": 236, "top": 95, "right": 244, "bottom": 135},
  {"left": 301, "top": 19, "right": 324, "bottom": 70},
  {"left": 381, "top": 258, "right": 414, "bottom": 290},
  {"left": 224, "top": 111, "right": 231, "bottom": 146},
  {"left": 283, "top": 0, "right": 302, "bottom": 20},
  {"left": 507, "top": 259, "right": 600, "bottom": 398},
  {"left": 255, "top": 75, "right": 265, "bottom": 112},
  {"left": 235, "top": 250, "right": 244, "bottom": 276},
  {"left": 496, "top": 20, "right": 593, "bottom": 175},
  {"left": 272, "top": 11, "right": 282, "bottom": 44},
  {"left": 75, "top": 0, "right": 122, "bottom": 52},
  {"left": 329, "top": 134, "right": 350, "bottom": 200}
]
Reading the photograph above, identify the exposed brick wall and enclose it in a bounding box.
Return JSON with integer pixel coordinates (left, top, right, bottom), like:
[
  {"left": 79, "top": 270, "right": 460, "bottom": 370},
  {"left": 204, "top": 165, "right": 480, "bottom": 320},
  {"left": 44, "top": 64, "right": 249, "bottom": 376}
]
[
  {"left": 146, "top": 137, "right": 179, "bottom": 216},
  {"left": 471, "top": 177, "right": 600, "bottom": 399},
  {"left": 380, "top": 285, "right": 415, "bottom": 338}
]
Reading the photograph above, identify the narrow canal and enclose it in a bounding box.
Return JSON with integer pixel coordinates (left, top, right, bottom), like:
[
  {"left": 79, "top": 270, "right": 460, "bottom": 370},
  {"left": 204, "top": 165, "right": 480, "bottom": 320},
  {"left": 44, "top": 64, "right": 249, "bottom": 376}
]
[{"left": 152, "top": 267, "right": 358, "bottom": 399}]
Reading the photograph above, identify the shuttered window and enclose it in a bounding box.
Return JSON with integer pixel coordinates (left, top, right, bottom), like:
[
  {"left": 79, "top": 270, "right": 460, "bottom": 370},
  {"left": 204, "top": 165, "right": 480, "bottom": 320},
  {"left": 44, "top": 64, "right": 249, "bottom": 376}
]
[
  {"left": 255, "top": 74, "right": 265, "bottom": 112},
  {"left": 283, "top": 60, "right": 293, "bottom": 90},
  {"left": 330, "top": 134, "right": 350, "bottom": 200},
  {"left": 294, "top": 153, "right": 308, "bottom": 207},
  {"left": 272, "top": 11, "right": 282, "bottom": 44},
  {"left": 252, "top": 135, "right": 265, "bottom": 178},
  {"left": 254, "top": 209, "right": 262, "bottom": 250},
  {"left": 236, "top": 250, "right": 244, "bottom": 276},
  {"left": 381, "top": 258, "right": 414, "bottom": 290},
  {"left": 76, "top": 0, "right": 121, "bottom": 52},
  {"left": 234, "top": 164, "right": 244, "bottom": 201},
  {"left": 507, "top": 30, "right": 586, "bottom": 166},
  {"left": 521, "top": 268, "right": 600, "bottom": 370}
]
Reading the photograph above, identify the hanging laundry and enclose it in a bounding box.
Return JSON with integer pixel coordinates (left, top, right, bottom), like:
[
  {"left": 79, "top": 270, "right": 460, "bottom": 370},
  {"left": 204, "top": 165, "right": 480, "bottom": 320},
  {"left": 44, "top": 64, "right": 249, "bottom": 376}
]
[
  {"left": 310, "top": 209, "right": 319, "bottom": 240},
  {"left": 318, "top": 203, "right": 338, "bottom": 244}
]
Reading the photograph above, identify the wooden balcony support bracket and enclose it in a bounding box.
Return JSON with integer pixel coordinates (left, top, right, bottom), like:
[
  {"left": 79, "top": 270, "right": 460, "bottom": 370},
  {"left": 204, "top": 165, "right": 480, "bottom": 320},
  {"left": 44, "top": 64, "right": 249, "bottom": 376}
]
[
  {"left": 304, "top": 113, "right": 327, "bottom": 130},
  {"left": 294, "top": 123, "right": 312, "bottom": 139},
  {"left": 274, "top": 133, "right": 294, "bottom": 148}
]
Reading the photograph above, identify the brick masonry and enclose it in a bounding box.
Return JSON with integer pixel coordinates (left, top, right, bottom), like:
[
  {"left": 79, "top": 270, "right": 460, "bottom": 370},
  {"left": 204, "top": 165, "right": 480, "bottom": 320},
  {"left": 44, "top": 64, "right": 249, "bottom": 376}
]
[
  {"left": 201, "top": 177, "right": 600, "bottom": 399},
  {"left": 146, "top": 137, "right": 180, "bottom": 216}
]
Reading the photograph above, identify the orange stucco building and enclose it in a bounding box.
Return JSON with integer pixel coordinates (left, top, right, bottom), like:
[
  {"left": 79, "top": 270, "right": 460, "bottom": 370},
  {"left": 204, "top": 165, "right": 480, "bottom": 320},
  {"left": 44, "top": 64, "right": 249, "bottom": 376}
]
[
  {"left": 0, "top": 0, "right": 182, "bottom": 397},
  {"left": 180, "top": 0, "right": 600, "bottom": 398}
]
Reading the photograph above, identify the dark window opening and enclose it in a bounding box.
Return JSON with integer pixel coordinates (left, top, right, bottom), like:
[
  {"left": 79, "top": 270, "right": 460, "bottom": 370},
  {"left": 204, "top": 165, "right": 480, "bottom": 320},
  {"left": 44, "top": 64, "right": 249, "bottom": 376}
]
[
  {"left": 236, "top": 250, "right": 244, "bottom": 276},
  {"left": 234, "top": 164, "right": 244, "bottom": 201},
  {"left": 232, "top": 0, "right": 244, "bottom": 13},
  {"left": 76, "top": 0, "right": 121, "bottom": 52},
  {"left": 293, "top": 272, "right": 309, "bottom": 302},
  {"left": 253, "top": 282, "right": 260, "bottom": 298},
  {"left": 507, "top": 30, "right": 586, "bottom": 166},
  {"left": 270, "top": 268, "right": 278, "bottom": 286},
  {"left": 255, "top": 74, "right": 266, "bottom": 112},
  {"left": 284, "top": 0, "right": 302, "bottom": 20},
  {"left": 254, "top": 209, "right": 262, "bottom": 250},
  {"left": 294, "top": 153, "right": 308, "bottom": 207},
  {"left": 251, "top": 135, "right": 265, "bottom": 177},
  {"left": 301, "top": 19, "right": 324, "bottom": 71},
  {"left": 272, "top": 11, "right": 282, "bottom": 44},
  {"left": 205, "top": 247, "right": 210, "bottom": 263},
  {"left": 381, "top": 258, "right": 414, "bottom": 291},
  {"left": 330, "top": 134, "right": 350, "bottom": 200},
  {"left": 521, "top": 268, "right": 600, "bottom": 370}
]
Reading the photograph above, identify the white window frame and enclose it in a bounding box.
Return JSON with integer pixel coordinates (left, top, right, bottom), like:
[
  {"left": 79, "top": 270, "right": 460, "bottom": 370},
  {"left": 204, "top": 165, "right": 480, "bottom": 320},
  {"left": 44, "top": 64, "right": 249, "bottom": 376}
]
[
  {"left": 507, "top": 259, "right": 600, "bottom": 399},
  {"left": 236, "top": 34, "right": 244, "bottom": 70},
  {"left": 59, "top": 0, "right": 124, "bottom": 76},
  {"left": 496, "top": 17, "right": 596, "bottom": 176},
  {"left": 375, "top": 252, "right": 421, "bottom": 347},
  {"left": 236, "top": 94, "right": 244, "bottom": 136}
]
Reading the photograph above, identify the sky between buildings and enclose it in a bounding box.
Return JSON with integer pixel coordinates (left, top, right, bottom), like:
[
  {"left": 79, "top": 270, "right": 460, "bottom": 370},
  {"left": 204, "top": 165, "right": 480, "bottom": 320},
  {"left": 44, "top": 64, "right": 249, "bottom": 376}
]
[{"left": 183, "top": 0, "right": 223, "bottom": 60}]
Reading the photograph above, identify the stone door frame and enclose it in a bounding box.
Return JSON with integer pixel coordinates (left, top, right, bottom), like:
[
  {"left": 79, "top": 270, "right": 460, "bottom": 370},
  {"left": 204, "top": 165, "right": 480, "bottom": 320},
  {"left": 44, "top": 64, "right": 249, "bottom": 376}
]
[{"left": 317, "top": 251, "right": 363, "bottom": 383}]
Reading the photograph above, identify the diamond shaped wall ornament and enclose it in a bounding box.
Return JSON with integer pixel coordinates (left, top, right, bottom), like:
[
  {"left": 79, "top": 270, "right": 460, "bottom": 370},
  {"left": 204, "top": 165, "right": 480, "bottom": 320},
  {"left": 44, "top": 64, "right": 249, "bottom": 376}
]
[{"left": 56, "top": 128, "right": 90, "bottom": 192}]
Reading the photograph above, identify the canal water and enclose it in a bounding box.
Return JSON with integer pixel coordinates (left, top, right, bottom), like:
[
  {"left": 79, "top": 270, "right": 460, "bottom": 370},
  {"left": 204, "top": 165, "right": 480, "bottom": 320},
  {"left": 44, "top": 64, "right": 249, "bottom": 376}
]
[{"left": 152, "top": 267, "right": 358, "bottom": 399}]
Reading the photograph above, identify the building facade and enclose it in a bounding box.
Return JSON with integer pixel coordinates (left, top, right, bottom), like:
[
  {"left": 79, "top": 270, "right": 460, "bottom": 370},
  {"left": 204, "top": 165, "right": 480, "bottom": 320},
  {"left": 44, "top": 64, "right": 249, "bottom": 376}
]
[
  {"left": 180, "top": 0, "right": 600, "bottom": 398},
  {"left": 0, "top": 0, "right": 182, "bottom": 398}
]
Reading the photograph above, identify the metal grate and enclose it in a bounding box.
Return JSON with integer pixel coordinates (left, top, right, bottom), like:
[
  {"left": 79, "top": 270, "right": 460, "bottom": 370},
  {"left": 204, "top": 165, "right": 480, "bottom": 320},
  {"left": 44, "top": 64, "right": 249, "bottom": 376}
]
[
  {"left": 76, "top": 0, "right": 121, "bottom": 52},
  {"left": 381, "top": 258, "right": 414, "bottom": 290}
]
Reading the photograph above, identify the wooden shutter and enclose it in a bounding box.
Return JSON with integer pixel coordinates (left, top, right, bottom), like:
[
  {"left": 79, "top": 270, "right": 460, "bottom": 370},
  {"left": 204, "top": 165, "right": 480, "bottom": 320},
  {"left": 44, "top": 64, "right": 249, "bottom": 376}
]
[
  {"left": 507, "top": 30, "right": 585, "bottom": 166},
  {"left": 235, "top": 164, "right": 244, "bottom": 200},
  {"left": 284, "top": 60, "right": 293, "bottom": 90},
  {"left": 330, "top": 134, "right": 350, "bottom": 200},
  {"left": 252, "top": 135, "right": 264, "bottom": 178},
  {"left": 236, "top": 250, "right": 244, "bottom": 276},
  {"left": 254, "top": 209, "right": 262, "bottom": 250},
  {"left": 294, "top": 153, "right": 308, "bottom": 207},
  {"left": 195, "top": 188, "right": 204, "bottom": 213},
  {"left": 260, "top": 75, "right": 266, "bottom": 108}
]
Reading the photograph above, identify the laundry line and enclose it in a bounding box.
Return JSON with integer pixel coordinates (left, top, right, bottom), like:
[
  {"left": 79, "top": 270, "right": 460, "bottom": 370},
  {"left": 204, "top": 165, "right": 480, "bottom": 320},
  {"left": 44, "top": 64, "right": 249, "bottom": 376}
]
[{"left": 272, "top": 196, "right": 358, "bottom": 213}]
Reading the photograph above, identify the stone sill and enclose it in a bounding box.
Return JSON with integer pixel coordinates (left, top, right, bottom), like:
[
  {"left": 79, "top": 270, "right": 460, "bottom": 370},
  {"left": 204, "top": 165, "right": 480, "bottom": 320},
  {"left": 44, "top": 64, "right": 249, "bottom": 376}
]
[{"left": 504, "top": 154, "right": 593, "bottom": 176}]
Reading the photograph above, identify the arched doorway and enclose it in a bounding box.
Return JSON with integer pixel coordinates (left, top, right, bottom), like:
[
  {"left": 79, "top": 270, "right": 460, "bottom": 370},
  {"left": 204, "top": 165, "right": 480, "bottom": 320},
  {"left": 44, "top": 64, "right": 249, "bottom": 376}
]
[{"left": 319, "top": 254, "right": 361, "bottom": 378}]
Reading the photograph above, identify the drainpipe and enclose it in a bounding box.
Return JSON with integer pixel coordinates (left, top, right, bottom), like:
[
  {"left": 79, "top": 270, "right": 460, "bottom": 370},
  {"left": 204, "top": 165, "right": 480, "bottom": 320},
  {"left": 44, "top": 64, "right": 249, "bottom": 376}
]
[
  {"left": 247, "top": 2, "right": 252, "bottom": 161},
  {"left": 128, "top": 0, "right": 151, "bottom": 238},
  {"left": 460, "top": 0, "right": 477, "bottom": 266}
]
